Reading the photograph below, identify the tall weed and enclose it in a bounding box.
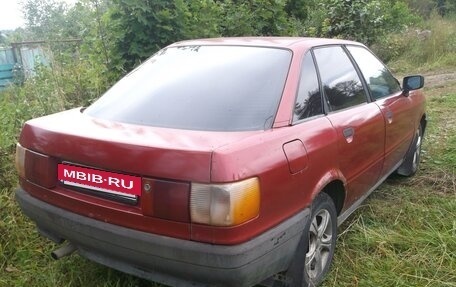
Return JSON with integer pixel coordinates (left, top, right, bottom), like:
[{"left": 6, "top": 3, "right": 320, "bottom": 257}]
[
  {"left": 0, "top": 54, "right": 106, "bottom": 189},
  {"left": 373, "top": 13, "right": 456, "bottom": 72}
]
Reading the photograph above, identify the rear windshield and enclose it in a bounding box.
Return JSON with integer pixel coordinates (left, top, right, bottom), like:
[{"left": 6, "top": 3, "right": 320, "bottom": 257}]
[{"left": 84, "top": 45, "right": 292, "bottom": 131}]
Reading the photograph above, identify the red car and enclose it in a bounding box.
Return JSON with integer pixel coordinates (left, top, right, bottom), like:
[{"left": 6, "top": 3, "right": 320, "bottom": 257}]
[{"left": 15, "top": 37, "right": 426, "bottom": 287}]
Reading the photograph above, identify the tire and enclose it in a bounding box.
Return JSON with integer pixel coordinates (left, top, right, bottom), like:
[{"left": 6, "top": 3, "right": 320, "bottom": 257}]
[
  {"left": 397, "top": 124, "right": 423, "bottom": 177},
  {"left": 284, "top": 193, "right": 337, "bottom": 287}
]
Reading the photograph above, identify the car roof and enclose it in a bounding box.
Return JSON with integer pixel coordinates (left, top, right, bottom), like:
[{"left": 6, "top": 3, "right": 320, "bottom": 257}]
[{"left": 170, "top": 37, "right": 364, "bottom": 50}]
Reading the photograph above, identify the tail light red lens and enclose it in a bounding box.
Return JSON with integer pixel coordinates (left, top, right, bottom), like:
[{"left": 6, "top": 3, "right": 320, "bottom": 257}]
[
  {"left": 141, "top": 178, "right": 190, "bottom": 222},
  {"left": 16, "top": 143, "right": 57, "bottom": 188}
]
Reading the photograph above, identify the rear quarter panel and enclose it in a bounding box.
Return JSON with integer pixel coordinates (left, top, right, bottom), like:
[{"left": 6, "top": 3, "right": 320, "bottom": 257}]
[{"left": 205, "top": 117, "right": 339, "bottom": 244}]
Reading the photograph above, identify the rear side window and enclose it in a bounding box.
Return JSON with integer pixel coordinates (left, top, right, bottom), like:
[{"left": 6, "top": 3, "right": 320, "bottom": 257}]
[
  {"left": 293, "top": 53, "right": 323, "bottom": 122},
  {"left": 347, "top": 46, "right": 401, "bottom": 100},
  {"left": 313, "top": 46, "right": 367, "bottom": 112},
  {"left": 84, "top": 46, "right": 292, "bottom": 131}
]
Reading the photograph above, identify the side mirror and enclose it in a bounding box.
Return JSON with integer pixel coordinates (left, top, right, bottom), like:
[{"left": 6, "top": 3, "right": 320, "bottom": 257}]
[{"left": 403, "top": 75, "right": 424, "bottom": 94}]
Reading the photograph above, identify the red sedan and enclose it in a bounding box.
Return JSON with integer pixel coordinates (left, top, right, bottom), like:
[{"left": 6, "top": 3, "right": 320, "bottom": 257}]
[{"left": 15, "top": 37, "right": 426, "bottom": 287}]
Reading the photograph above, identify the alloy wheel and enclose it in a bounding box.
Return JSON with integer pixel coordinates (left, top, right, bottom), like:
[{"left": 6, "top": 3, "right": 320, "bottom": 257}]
[{"left": 305, "top": 209, "right": 334, "bottom": 281}]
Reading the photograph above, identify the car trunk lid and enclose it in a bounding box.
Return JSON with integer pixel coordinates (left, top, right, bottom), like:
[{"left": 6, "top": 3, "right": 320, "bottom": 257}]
[{"left": 19, "top": 108, "right": 259, "bottom": 183}]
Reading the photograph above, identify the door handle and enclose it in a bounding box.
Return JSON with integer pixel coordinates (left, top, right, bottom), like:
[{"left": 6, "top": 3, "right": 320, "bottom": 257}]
[
  {"left": 343, "top": 127, "right": 354, "bottom": 138},
  {"left": 343, "top": 127, "right": 354, "bottom": 143},
  {"left": 386, "top": 109, "right": 393, "bottom": 124}
]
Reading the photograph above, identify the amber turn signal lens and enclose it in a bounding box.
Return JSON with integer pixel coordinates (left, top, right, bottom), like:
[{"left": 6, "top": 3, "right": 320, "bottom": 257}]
[{"left": 190, "top": 178, "right": 260, "bottom": 226}]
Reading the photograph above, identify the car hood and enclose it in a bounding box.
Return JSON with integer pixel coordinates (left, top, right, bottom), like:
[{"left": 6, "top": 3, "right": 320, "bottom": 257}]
[{"left": 19, "top": 108, "right": 262, "bottom": 182}]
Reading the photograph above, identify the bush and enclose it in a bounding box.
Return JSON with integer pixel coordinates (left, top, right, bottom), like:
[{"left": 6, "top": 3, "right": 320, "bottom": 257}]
[
  {"left": 308, "top": 0, "right": 419, "bottom": 45},
  {"left": 105, "top": 0, "right": 305, "bottom": 74}
]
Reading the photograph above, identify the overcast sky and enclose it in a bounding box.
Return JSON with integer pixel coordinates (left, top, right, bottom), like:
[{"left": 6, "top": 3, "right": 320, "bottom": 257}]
[
  {"left": 0, "top": 1, "right": 25, "bottom": 30},
  {"left": 0, "top": 0, "right": 76, "bottom": 31}
]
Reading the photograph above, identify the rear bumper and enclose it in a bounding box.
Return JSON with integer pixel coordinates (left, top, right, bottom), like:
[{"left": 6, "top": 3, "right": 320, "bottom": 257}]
[{"left": 16, "top": 188, "right": 310, "bottom": 287}]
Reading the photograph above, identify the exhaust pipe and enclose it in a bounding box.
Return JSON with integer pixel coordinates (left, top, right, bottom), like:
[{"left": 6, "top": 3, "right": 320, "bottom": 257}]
[{"left": 51, "top": 243, "right": 76, "bottom": 260}]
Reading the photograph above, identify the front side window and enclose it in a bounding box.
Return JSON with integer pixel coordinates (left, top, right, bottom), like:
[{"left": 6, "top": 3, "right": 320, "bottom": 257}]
[
  {"left": 313, "top": 46, "right": 367, "bottom": 112},
  {"left": 347, "top": 46, "right": 401, "bottom": 100},
  {"left": 85, "top": 46, "right": 292, "bottom": 131},
  {"left": 293, "top": 53, "right": 323, "bottom": 122}
]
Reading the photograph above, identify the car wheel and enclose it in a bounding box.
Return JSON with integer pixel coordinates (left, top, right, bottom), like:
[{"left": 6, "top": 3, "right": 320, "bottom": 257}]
[
  {"left": 283, "top": 193, "right": 337, "bottom": 287},
  {"left": 397, "top": 124, "right": 423, "bottom": 177}
]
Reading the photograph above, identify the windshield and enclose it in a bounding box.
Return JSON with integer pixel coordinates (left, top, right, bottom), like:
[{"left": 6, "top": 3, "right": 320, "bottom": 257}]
[{"left": 84, "top": 45, "right": 292, "bottom": 131}]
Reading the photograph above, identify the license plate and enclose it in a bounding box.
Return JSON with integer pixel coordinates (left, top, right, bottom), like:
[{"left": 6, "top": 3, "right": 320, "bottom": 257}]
[{"left": 57, "top": 163, "right": 141, "bottom": 199}]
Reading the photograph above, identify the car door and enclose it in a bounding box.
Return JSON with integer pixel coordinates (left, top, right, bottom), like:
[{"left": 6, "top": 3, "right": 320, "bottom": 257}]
[
  {"left": 313, "top": 46, "right": 385, "bottom": 207},
  {"left": 346, "top": 46, "right": 415, "bottom": 177}
]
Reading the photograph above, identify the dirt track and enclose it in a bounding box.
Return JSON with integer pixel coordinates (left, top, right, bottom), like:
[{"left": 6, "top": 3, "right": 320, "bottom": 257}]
[{"left": 423, "top": 71, "right": 456, "bottom": 89}]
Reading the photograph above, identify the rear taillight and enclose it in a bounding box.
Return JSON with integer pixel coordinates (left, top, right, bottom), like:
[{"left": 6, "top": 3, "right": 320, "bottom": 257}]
[
  {"left": 15, "top": 143, "right": 57, "bottom": 188},
  {"left": 190, "top": 178, "right": 260, "bottom": 226},
  {"left": 140, "top": 177, "right": 261, "bottom": 226},
  {"left": 141, "top": 178, "right": 190, "bottom": 222}
]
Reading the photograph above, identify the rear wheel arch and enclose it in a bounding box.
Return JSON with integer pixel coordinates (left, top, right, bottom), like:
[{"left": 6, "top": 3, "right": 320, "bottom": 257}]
[
  {"left": 321, "top": 180, "right": 345, "bottom": 216},
  {"left": 310, "top": 170, "right": 346, "bottom": 217}
]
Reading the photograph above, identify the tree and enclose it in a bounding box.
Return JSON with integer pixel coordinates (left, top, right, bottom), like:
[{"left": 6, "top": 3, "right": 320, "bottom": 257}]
[
  {"left": 105, "top": 0, "right": 306, "bottom": 74},
  {"left": 23, "top": 0, "right": 74, "bottom": 40},
  {"left": 285, "top": 0, "right": 312, "bottom": 20},
  {"left": 105, "top": 0, "right": 186, "bottom": 72}
]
